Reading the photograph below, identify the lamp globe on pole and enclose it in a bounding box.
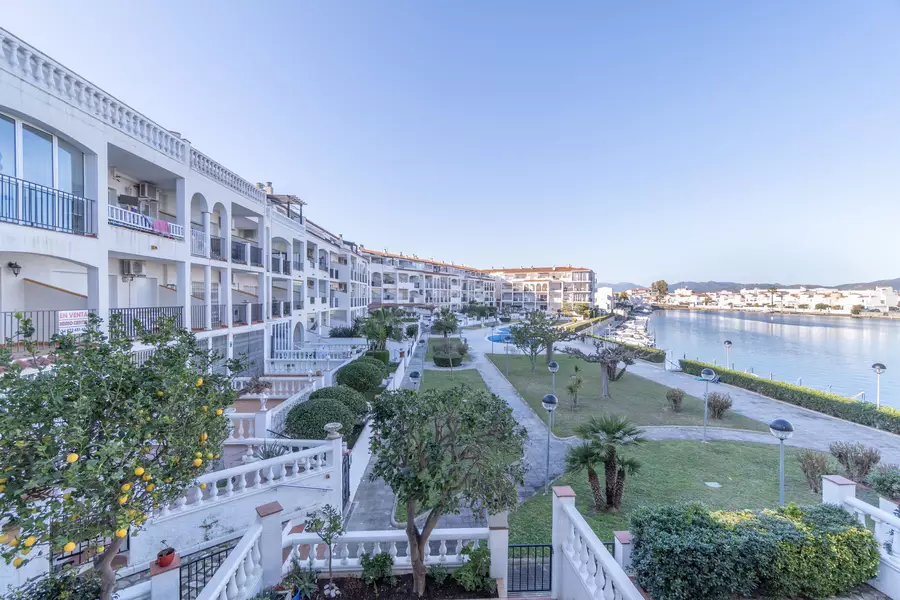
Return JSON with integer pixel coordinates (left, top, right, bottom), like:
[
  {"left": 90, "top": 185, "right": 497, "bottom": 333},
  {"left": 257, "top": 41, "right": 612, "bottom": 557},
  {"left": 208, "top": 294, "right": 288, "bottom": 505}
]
[
  {"left": 769, "top": 418, "right": 795, "bottom": 506},
  {"left": 542, "top": 393, "right": 558, "bottom": 494},
  {"left": 724, "top": 340, "right": 732, "bottom": 370},
  {"left": 873, "top": 363, "right": 887, "bottom": 409},
  {"left": 700, "top": 368, "right": 716, "bottom": 442},
  {"left": 548, "top": 360, "right": 560, "bottom": 395}
]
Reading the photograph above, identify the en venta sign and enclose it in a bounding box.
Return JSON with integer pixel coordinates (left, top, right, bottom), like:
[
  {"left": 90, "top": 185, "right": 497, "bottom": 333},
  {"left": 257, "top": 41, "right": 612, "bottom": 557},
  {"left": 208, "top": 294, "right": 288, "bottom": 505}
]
[{"left": 58, "top": 310, "right": 89, "bottom": 335}]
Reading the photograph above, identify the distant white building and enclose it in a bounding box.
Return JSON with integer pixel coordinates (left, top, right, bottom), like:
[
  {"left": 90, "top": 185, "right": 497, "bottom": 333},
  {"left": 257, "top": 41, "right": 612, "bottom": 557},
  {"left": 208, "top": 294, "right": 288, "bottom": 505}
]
[{"left": 594, "top": 286, "right": 614, "bottom": 312}]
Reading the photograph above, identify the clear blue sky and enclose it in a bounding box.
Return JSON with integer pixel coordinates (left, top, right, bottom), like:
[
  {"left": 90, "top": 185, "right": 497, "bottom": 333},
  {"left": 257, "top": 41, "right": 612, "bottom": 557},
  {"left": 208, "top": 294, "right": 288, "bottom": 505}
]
[{"left": 5, "top": 1, "right": 899, "bottom": 285}]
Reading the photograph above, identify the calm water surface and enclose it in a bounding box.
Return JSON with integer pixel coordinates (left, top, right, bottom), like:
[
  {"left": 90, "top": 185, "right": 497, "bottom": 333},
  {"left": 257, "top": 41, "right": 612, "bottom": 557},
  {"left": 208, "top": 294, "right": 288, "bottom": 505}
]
[{"left": 649, "top": 310, "right": 900, "bottom": 408}]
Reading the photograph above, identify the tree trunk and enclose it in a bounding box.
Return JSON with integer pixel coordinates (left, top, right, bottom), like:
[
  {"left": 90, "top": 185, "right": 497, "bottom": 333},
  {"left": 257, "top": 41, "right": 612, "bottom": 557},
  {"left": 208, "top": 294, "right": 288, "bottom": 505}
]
[
  {"left": 600, "top": 365, "right": 611, "bottom": 398},
  {"left": 604, "top": 450, "right": 618, "bottom": 511},
  {"left": 613, "top": 467, "right": 626, "bottom": 509},
  {"left": 95, "top": 535, "right": 125, "bottom": 600},
  {"left": 587, "top": 466, "right": 604, "bottom": 511},
  {"left": 530, "top": 354, "right": 537, "bottom": 373},
  {"left": 545, "top": 344, "right": 554, "bottom": 364},
  {"left": 406, "top": 502, "right": 442, "bottom": 597}
]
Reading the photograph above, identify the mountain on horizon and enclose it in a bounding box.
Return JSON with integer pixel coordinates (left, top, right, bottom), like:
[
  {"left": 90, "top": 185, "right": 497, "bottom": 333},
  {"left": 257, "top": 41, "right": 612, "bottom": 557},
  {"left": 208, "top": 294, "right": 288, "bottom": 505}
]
[
  {"left": 668, "top": 278, "right": 900, "bottom": 293},
  {"left": 596, "top": 282, "right": 644, "bottom": 293}
]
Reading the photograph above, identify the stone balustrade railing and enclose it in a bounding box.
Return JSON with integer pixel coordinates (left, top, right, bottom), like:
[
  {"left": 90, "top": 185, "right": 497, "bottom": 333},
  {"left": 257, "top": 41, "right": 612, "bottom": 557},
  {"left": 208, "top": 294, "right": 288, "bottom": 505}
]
[
  {"left": 231, "top": 376, "right": 312, "bottom": 398},
  {"left": 194, "top": 523, "right": 263, "bottom": 600},
  {"left": 265, "top": 358, "right": 346, "bottom": 375},
  {"left": 190, "top": 148, "right": 266, "bottom": 205},
  {"left": 155, "top": 445, "right": 333, "bottom": 521},
  {"left": 226, "top": 411, "right": 258, "bottom": 440},
  {"left": 282, "top": 527, "right": 490, "bottom": 574},
  {"left": 0, "top": 28, "right": 187, "bottom": 163}
]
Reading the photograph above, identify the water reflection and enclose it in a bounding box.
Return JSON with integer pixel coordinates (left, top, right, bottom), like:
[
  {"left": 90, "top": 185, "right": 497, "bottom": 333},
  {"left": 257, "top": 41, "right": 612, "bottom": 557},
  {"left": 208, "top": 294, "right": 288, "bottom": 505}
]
[{"left": 650, "top": 310, "right": 898, "bottom": 407}]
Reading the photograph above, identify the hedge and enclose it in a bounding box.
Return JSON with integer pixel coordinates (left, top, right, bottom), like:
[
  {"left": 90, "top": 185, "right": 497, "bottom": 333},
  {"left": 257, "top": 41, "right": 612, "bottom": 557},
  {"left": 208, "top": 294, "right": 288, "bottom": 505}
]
[
  {"left": 335, "top": 361, "right": 384, "bottom": 393},
  {"left": 284, "top": 398, "right": 356, "bottom": 441},
  {"left": 561, "top": 314, "right": 613, "bottom": 333},
  {"left": 308, "top": 385, "right": 369, "bottom": 421},
  {"left": 680, "top": 359, "right": 900, "bottom": 433},
  {"left": 593, "top": 336, "right": 666, "bottom": 363},
  {"left": 631, "top": 503, "right": 879, "bottom": 600},
  {"left": 366, "top": 350, "right": 390, "bottom": 366},
  {"left": 356, "top": 356, "right": 389, "bottom": 378},
  {"left": 433, "top": 354, "right": 464, "bottom": 368}
]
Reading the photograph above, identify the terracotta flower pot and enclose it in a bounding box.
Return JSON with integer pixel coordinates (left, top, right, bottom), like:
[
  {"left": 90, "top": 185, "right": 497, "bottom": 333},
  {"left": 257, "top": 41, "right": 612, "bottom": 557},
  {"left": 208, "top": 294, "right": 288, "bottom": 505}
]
[{"left": 157, "top": 548, "right": 176, "bottom": 568}]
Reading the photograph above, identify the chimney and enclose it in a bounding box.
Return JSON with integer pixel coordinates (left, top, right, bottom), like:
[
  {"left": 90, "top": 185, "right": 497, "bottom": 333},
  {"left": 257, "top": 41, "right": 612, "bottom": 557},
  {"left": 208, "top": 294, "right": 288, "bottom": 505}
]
[{"left": 264, "top": 182, "right": 274, "bottom": 194}]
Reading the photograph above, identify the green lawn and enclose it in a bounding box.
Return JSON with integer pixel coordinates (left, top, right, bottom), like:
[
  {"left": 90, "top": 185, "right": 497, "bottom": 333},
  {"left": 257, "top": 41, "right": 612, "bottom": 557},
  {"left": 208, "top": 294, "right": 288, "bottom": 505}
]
[
  {"left": 510, "top": 440, "right": 821, "bottom": 543},
  {"left": 486, "top": 354, "right": 766, "bottom": 435},
  {"left": 419, "top": 368, "right": 489, "bottom": 393}
]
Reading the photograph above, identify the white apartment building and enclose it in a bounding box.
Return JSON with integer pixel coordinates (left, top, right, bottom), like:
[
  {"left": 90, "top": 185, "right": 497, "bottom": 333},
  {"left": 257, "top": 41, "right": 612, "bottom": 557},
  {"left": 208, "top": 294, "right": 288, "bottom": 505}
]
[
  {"left": 362, "top": 249, "right": 495, "bottom": 312},
  {"left": 0, "top": 27, "right": 369, "bottom": 374},
  {"left": 660, "top": 286, "right": 899, "bottom": 314},
  {"left": 486, "top": 266, "right": 596, "bottom": 314}
]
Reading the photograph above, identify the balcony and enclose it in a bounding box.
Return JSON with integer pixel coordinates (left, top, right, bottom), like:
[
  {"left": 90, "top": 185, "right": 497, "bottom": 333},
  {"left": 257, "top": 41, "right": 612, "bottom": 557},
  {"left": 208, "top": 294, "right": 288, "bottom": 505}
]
[
  {"left": 250, "top": 303, "right": 263, "bottom": 322},
  {"left": 0, "top": 308, "right": 96, "bottom": 353},
  {"left": 271, "top": 255, "right": 283, "bottom": 274},
  {"left": 231, "top": 240, "right": 247, "bottom": 264},
  {"left": 250, "top": 245, "right": 263, "bottom": 268},
  {"left": 109, "top": 306, "right": 183, "bottom": 339},
  {"left": 271, "top": 301, "right": 282, "bottom": 318},
  {"left": 191, "top": 305, "right": 206, "bottom": 330},
  {"left": 233, "top": 304, "right": 249, "bottom": 325},
  {"left": 191, "top": 229, "right": 208, "bottom": 257},
  {"left": 0, "top": 174, "right": 96, "bottom": 236},
  {"left": 283, "top": 301, "right": 292, "bottom": 314},
  {"left": 318, "top": 261, "right": 328, "bottom": 272},
  {"left": 293, "top": 258, "right": 303, "bottom": 273},
  {"left": 211, "top": 304, "right": 227, "bottom": 328},
  {"left": 107, "top": 205, "right": 184, "bottom": 239},
  {"left": 210, "top": 235, "right": 225, "bottom": 261}
]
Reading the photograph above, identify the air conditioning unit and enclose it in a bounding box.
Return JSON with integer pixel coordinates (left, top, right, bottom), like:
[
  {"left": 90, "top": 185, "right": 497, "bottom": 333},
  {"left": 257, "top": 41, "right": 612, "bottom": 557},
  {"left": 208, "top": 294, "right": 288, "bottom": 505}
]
[
  {"left": 122, "top": 260, "right": 147, "bottom": 277},
  {"left": 138, "top": 182, "right": 158, "bottom": 202}
]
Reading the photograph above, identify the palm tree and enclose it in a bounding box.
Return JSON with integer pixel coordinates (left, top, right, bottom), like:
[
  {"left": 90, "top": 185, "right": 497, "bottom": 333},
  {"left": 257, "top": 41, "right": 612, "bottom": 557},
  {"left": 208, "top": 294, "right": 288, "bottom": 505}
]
[
  {"left": 565, "top": 443, "right": 605, "bottom": 511},
  {"left": 574, "top": 415, "right": 645, "bottom": 512},
  {"left": 362, "top": 308, "right": 403, "bottom": 350},
  {"left": 612, "top": 455, "right": 641, "bottom": 509},
  {"left": 432, "top": 311, "right": 458, "bottom": 339},
  {"left": 566, "top": 377, "right": 583, "bottom": 410}
]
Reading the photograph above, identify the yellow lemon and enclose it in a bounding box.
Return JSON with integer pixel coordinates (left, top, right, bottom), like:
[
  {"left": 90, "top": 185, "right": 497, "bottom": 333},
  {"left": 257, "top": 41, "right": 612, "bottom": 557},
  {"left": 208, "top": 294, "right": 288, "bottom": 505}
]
[
  {"left": 145, "top": 483, "right": 155, "bottom": 492},
  {"left": 12, "top": 557, "right": 22, "bottom": 568},
  {"left": 214, "top": 454, "right": 220, "bottom": 459},
  {"left": 134, "top": 467, "right": 144, "bottom": 476},
  {"left": 21, "top": 548, "right": 30, "bottom": 556},
  {"left": 192, "top": 458, "right": 203, "bottom": 467},
  {"left": 8, "top": 538, "right": 18, "bottom": 547},
  {"left": 63, "top": 542, "right": 76, "bottom": 553},
  {"left": 0, "top": 534, "right": 7, "bottom": 544},
  {"left": 142, "top": 474, "right": 152, "bottom": 481},
  {"left": 202, "top": 405, "right": 208, "bottom": 412},
  {"left": 200, "top": 432, "right": 208, "bottom": 441},
  {"left": 23, "top": 536, "right": 35, "bottom": 548},
  {"left": 156, "top": 390, "right": 164, "bottom": 397},
  {"left": 63, "top": 493, "right": 72, "bottom": 501},
  {"left": 66, "top": 453, "right": 79, "bottom": 464},
  {"left": 97, "top": 545, "right": 105, "bottom": 553},
  {"left": 118, "top": 495, "right": 128, "bottom": 505},
  {"left": 216, "top": 409, "right": 223, "bottom": 416},
  {"left": 199, "top": 483, "right": 207, "bottom": 490},
  {"left": 196, "top": 378, "right": 203, "bottom": 387},
  {"left": 195, "top": 452, "right": 203, "bottom": 458},
  {"left": 164, "top": 478, "right": 172, "bottom": 484},
  {"left": 115, "top": 529, "right": 127, "bottom": 539},
  {"left": 0, "top": 485, "right": 6, "bottom": 493},
  {"left": 206, "top": 453, "right": 213, "bottom": 460},
  {"left": 0, "top": 478, "right": 7, "bottom": 483},
  {"left": 121, "top": 483, "right": 132, "bottom": 492},
  {"left": 144, "top": 433, "right": 151, "bottom": 440}
]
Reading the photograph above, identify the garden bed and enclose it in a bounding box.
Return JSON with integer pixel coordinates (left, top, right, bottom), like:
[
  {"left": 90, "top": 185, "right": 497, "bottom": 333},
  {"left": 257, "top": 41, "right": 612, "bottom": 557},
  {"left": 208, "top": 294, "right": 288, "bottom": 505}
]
[{"left": 319, "top": 575, "right": 496, "bottom": 600}]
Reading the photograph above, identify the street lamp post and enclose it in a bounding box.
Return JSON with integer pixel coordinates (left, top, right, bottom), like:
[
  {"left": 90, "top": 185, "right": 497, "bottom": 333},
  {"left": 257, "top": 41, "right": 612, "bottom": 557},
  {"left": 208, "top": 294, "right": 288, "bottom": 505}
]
[
  {"left": 769, "top": 418, "right": 795, "bottom": 506},
  {"left": 724, "top": 340, "right": 732, "bottom": 370},
  {"left": 542, "top": 393, "right": 558, "bottom": 494},
  {"left": 548, "top": 361, "right": 559, "bottom": 395},
  {"left": 700, "top": 368, "right": 717, "bottom": 442},
  {"left": 873, "top": 363, "right": 887, "bottom": 408},
  {"left": 491, "top": 325, "right": 495, "bottom": 355},
  {"left": 505, "top": 335, "right": 511, "bottom": 377}
]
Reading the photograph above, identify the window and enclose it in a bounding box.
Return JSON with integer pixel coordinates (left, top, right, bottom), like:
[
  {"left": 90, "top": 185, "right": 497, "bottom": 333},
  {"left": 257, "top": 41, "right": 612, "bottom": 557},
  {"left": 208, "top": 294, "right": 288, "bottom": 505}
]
[
  {"left": 57, "top": 139, "right": 84, "bottom": 196},
  {"left": 0, "top": 115, "right": 14, "bottom": 176},
  {"left": 22, "top": 125, "right": 52, "bottom": 187}
]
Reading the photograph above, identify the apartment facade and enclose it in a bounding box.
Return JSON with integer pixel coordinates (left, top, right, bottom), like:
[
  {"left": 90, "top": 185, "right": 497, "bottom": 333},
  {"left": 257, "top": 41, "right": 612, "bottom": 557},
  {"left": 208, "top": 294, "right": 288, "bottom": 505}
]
[
  {"left": 362, "top": 249, "right": 496, "bottom": 312},
  {"left": 485, "top": 266, "right": 596, "bottom": 313},
  {"left": 0, "top": 28, "right": 369, "bottom": 373}
]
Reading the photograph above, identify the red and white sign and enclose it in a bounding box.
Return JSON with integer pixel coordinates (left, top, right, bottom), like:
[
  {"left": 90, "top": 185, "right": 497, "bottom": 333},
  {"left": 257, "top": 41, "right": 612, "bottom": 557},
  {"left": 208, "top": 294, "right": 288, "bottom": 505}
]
[{"left": 58, "top": 310, "right": 90, "bottom": 335}]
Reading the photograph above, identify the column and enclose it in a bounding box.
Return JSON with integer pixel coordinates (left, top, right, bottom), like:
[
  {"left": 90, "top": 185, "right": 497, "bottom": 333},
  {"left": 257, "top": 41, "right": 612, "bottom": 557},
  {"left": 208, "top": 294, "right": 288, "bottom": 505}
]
[
  {"left": 175, "top": 262, "right": 190, "bottom": 330},
  {"left": 201, "top": 210, "right": 211, "bottom": 258},
  {"left": 487, "top": 511, "right": 509, "bottom": 588},
  {"left": 256, "top": 501, "right": 285, "bottom": 588},
  {"left": 86, "top": 265, "right": 109, "bottom": 333},
  {"left": 224, "top": 268, "right": 233, "bottom": 331},
  {"left": 204, "top": 264, "right": 212, "bottom": 330},
  {"left": 326, "top": 426, "right": 344, "bottom": 511},
  {"left": 551, "top": 486, "right": 576, "bottom": 600},
  {"left": 613, "top": 531, "right": 632, "bottom": 570},
  {"left": 822, "top": 474, "right": 856, "bottom": 506}
]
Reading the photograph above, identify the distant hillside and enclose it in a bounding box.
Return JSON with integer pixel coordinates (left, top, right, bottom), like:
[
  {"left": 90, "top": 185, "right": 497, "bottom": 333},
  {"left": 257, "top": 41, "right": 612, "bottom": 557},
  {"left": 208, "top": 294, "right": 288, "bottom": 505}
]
[
  {"left": 668, "top": 278, "right": 900, "bottom": 293},
  {"left": 596, "top": 282, "right": 645, "bottom": 293}
]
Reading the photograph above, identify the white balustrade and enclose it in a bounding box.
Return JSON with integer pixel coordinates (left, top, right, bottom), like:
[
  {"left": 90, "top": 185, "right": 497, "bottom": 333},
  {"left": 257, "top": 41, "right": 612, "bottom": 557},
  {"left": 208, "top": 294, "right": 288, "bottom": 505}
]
[
  {"left": 232, "top": 377, "right": 311, "bottom": 397},
  {"left": 190, "top": 148, "right": 266, "bottom": 205},
  {"left": 282, "top": 527, "right": 489, "bottom": 575},
  {"left": 0, "top": 28, "right": 187, "bottom": 163},
  {"left": 844, "top": 496, "right": 900, "bottom": 565},
  {"left": 157, "top": 446, "right": 333, "bottom": 520},
  {"left": 266, "top": 359, "right": 337, "bottom": 375},
  {"left": 195, "top": 524, "right": 264, "bottom": 600},
  {"left": 191, "top": 229, "right": 209, "bottom": 257},
  {"left": 559, "top": 503, "right": 643, "bottom": 600},
  {"left": 227, "top": 413, "right": 257, "bottom": 440},
  {"left": 114, "top": 581, "right": 151, "bottom": 600},
  {"left": 271, "top": 209, "right": 303, "bottom": 232},
  {"left": 108, "top": 205, "right": 185, "bottom": 239}
]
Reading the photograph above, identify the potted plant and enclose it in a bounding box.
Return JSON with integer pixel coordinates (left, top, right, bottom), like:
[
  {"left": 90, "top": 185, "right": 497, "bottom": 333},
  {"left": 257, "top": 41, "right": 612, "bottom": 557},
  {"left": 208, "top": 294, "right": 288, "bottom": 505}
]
[
  {"left": 157, "top": 540, "right": 176, "bottom": 568},
  {"left": 315, "top": 369, "right": 323, "bottom": 377}
]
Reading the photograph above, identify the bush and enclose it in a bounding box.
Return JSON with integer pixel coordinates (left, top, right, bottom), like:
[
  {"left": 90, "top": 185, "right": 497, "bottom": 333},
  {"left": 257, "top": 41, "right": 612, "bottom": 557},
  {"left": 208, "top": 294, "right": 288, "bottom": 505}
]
[
  {"left": 453, "top": 543, "right": 496, "bottom": 594},
  {"left": 329, "top": 326, "right": 359, "bottom": 338},
  {"left": 335, "top": 361, "right": 384, "bottom": 393},
  {"left": 829, "top": 441, "right": 881, "bottom": 482},
  {"left": 433, "top": 353, "right": 464, "bottom": 367},
  {"left": 356, "top": 356, "right": 389, "bottom": 378},
  {"left": 706, "top": 391, "right": 732, "bottom": 419},
  {"left": 405, "top": 323, "right": 419, "bottom": 338},
  {"left": 309, "top": 385, "right": 369, "bottom": 421},
  {"left": 499, "top": 317, "right": 511, "bottom": 323},
  {"left": 869, "top": 464, "right": 900, "bottom": 500},
  {"left": 427, "top": 564, "right": 450, "bottom": 585},
  {"left": 367, "top": 350, "right": 390, "bottom": 366},
  {"left": 666, "top": 388, "right": 685, "bottom": 412},
  {"left": 4, "top": 568, "right": 102, "bottom": 600},
  {"left": 597, "top": 337, "right": 665, "bottom": 363},
  {"left": 360, "top": 552, "right": 395, "bottom": 593},
  {"left": 797, "top": 449, "right": 830, "bottom": 493},
  {"left": 284, "top": 398, "right": 355, "bottom": 440},
  {"left": 681, "top": 359, "right": 900, "bottom": 433},
  {"left": 631, "top": 503, "right": 879, "bottom": 600}
]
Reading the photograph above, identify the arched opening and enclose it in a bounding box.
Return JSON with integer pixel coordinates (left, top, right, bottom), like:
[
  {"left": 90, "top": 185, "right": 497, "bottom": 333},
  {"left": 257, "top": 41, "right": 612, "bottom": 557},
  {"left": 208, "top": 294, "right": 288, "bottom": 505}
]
[{"left": 293, "top": 321, "right": 305, "bottom": 347}]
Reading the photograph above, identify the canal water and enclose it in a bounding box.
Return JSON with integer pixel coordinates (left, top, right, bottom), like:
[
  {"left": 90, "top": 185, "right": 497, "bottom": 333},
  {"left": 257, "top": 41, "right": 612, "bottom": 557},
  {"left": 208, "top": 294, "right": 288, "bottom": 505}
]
[{"left": 649, "top": 310, "right": 900, "bottom": 408}]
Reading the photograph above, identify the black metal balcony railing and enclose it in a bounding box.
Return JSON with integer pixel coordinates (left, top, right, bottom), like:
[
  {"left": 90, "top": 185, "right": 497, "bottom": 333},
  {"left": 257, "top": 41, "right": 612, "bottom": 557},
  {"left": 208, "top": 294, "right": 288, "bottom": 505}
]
[
  {"left": 249, "top": 245, "right": 263, "bottom": 267},
  {"left": 211, "top": 304, "right": 227, "bottom": 328},
  {"left": 283, "top": 301, "right": 291, "bottom": 314},
  {"left": 233, "top": 304, "right": 249, "bottom": 326},
  {"left": 109, "top": 307, "right": 183, "bottom": 339},
  {"left": 283, "top": 261, "right": 291, "bottom": 276},
  {"left": 318, "top": 261, "right": 327, "bottom": 272},
  {"left": 293, "top": 296, "right": 304, "bottom": 311},
  {"left": 0, "top": 174, "right": 95, "bottom": 236},
  {"left": 0, "top": 309, "right": 97, "bottom": 352},
  {"left": 190, "top": 305, "right": 206, "bottom": 330},
  {"left": 210, "top": 236, "right": 224, "bottom": 260},
  {"left": 293, "top": 259, "right": 302, "bottom": 272},
  {"left": 250, "top": 303, "right": 263, "bottom": 322},
  {"left": 271, "top": 301, "right": 281, "bottom": 318},
  {"left": 231, "top": 240, "right": 247, "bottom": 264}
]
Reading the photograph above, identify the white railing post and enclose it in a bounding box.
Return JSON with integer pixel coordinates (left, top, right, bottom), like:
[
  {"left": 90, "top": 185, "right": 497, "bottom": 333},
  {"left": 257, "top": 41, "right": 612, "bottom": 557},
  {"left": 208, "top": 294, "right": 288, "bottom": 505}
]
[
  {"left": 150, "top": 553, "right": 181, "bottom": 600},
  {"left": 487, "top": 511, "right": 509, "bottom": 595},
  {"left": 255, "top": 409, "right": 270, "bottom": 440},
  {"left": 822, "top": 474, "right": 856, "bottom": 506},
  {"left": 551, "top": 486, "right": 576, "bottom": 600},
  {"left": 613, "top": 530, "right": 633, "bottom": 571},
  {"left": 257, "top": 501, "right": 285, "bottom": 588},
  {"left": 327, "top": 426, "right": 344, "bottom": 510}
]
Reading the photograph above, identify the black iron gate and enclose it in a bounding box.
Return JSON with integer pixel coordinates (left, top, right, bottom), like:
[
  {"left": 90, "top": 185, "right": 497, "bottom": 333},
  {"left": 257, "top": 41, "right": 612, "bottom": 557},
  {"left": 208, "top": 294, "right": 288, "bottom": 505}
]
[
  {"left": 507, "top": 544, "right": 552, "bottom": 592},
  {"left": 342, "top": 452, "right": 351, "bottom": 509}
]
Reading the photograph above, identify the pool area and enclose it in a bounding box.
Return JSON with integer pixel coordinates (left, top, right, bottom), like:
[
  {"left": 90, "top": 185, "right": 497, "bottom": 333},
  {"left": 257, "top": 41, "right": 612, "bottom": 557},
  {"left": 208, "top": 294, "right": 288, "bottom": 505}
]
[{"left": 487, "top": 327, "right": 512, "bottom": 343}]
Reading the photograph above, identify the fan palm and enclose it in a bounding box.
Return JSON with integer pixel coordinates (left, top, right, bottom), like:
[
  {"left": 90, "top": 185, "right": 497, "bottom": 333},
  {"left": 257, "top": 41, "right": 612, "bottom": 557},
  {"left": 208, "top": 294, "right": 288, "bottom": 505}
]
[
  {"left": 565, "top": 443, "right": 605, "bottom": 511},
  {"left": 574, "top": 415, "right": 645, "bottom": 511},
  {"left": 362, "top": 308, "right": 404, "bottom": 350},
  {"left": 612, "top": 455, "right": 641, "bottom": 510}
]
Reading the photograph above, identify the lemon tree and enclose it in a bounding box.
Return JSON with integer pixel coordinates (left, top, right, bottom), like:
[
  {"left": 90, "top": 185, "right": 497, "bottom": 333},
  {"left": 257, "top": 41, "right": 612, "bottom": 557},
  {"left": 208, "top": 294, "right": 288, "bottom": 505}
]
[{"left": 0, "top": 315, "right": 240, "bottom": 600}]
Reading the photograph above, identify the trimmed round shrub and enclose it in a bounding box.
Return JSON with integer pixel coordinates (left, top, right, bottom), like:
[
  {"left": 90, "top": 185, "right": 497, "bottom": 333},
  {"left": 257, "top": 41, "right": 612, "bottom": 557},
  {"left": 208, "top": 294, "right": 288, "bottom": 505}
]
[
  {"left": 309, "top": 385, "right": 369, "bottom": 420},
  {"left": 284, "top": 398, "right": 355, "bottom": 441},
  {"left": 707, "top": 391, "right": 732, "bottom": 419},
  {"left": 335, "top": 360, "right": 384, "bottom": 393},
  {"left": 433, "top": 353, "right": 463, "bottom": 368},
  {"left": 666, "top": 388, "right": 684, "bottom": 412},
  {"left": 368, "top": 350, "right": 390, "bottom": 366},
  {"left": 356, "top": 356, "right": 389, "bottom": 378}
]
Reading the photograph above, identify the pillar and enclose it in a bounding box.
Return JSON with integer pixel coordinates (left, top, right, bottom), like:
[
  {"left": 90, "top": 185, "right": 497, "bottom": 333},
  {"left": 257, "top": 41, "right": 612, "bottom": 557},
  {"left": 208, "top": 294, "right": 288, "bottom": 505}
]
[
  {"left": 487, "top": 511, "right": 509, "bottom": 584},
  {"left": 326, "top": 426, "right": 344, "bottom": 511},
  {"left": 204, "top": 264, "right": 212, "bottom": 330},
  {"left": 175, "top": 261, "right": 190, "bottom": 330},
  {"left": 551, "top": 486, "right": 576, "bottom": 600},
  {"left": 201, "top": 211, "right": 211, "bottom": 258},
  {"left": 256, "top": 501, "right": 285, "bottom": 588},
  {"left": 822, "top": 474, "right": 856, "bottom": 506},
  {"left": 149, "top": 554, "right": 181, "bottom": 600},
  {"left": 86, "top": 264, "right": 109, "bottom": 332},
  {"left": 613, "top": 531, "right": 632, "bottom": 570}
]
